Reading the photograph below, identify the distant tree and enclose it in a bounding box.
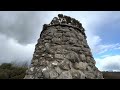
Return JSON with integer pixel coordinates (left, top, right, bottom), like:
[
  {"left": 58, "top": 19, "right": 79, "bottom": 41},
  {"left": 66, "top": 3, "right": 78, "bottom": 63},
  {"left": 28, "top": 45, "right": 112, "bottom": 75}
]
[
  {"left": 11, "top": 60, "right": 29, "bottom": 68},
  {"left": 0, "top": 62, "right": 28, "bottom": 79},
  {"left": 20, "top": 61, "right": 29, "bottom": 68},
  {"left": 0, "top": 63, "right": 13, "bottom": 69}
]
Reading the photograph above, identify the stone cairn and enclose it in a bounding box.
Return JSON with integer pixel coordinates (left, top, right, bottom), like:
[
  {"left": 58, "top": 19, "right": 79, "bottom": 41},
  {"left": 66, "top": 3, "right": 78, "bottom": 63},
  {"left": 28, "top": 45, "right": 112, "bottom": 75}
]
[{"left": 24, "top": 14, "right": 103, "bottom": 79}]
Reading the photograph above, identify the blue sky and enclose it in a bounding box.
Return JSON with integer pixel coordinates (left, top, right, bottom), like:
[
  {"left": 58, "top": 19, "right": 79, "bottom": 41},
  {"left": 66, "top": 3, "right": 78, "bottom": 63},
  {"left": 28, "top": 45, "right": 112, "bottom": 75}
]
[{"left": 0, "top": 11, "right": 120, "bottom": 71}]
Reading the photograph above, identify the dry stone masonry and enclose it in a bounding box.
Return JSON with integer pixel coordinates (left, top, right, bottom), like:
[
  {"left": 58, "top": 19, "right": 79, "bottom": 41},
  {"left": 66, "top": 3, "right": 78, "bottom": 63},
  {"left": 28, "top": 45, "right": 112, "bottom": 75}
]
[{"left": 24, "top": 14, "right": 103, "bottom": 79}]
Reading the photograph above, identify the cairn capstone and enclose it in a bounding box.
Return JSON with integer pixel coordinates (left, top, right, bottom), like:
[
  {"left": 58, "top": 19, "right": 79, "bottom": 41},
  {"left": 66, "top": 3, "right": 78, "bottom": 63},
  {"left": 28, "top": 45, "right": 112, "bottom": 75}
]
[{"left": 24, "top": 14, "right": 103, "bottom": 79}]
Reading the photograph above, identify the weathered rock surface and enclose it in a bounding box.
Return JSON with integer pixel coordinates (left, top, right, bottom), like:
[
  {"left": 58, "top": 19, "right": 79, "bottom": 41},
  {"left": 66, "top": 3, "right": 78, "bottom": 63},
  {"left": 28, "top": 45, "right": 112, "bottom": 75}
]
[{"left": 24, "top": 14, "right": 103, "bottom": 79}]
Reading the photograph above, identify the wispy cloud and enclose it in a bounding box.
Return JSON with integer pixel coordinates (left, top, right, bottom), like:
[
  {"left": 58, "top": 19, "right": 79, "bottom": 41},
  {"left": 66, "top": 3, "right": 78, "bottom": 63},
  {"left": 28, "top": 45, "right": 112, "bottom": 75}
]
[{"left": 87, "top": 34, "right": 120, "bottom": 56}]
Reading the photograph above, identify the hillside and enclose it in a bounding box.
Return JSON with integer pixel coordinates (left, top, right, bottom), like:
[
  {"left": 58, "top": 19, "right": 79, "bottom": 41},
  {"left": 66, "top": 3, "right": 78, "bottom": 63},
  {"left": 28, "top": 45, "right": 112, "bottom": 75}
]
[
  {"left": 102, "top": 71, "right": 120, "bottom": 79},
  {"left": 0, "top": 63, "right": 27, "bottom": 79}
]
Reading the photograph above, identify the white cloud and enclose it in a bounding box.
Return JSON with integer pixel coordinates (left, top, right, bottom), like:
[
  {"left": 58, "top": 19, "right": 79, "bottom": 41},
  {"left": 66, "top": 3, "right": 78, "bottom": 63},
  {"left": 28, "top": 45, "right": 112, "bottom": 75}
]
[
  {"left": 114, "top": 46, "right": 120, "bottom": 50},
  {"left": 0, "top": 33, "right": 35, "bottom": 63},
  {"left": 87, "top": 35, "right": 102, "bottom": 52},
  {"left": 95, "top": 55, "right": 120, "bottom": 71}
]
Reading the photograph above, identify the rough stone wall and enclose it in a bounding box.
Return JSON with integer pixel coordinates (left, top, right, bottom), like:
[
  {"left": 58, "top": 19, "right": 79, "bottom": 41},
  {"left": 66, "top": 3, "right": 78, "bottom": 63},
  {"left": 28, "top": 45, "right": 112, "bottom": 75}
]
[{"left": 24, "top": 14, "right": 103, "bottom": 79}]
